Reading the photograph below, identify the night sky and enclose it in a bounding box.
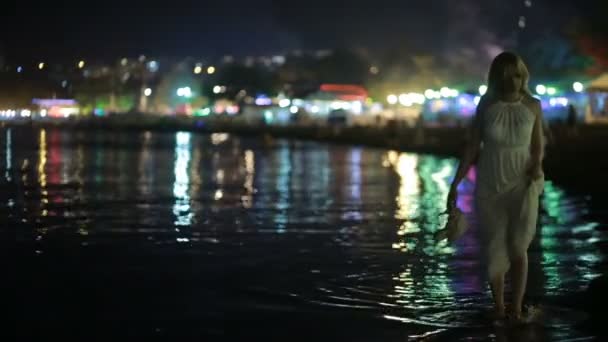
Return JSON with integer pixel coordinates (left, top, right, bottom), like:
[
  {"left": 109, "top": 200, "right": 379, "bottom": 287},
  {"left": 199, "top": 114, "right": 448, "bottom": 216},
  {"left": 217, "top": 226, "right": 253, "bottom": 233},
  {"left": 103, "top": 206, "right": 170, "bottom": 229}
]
[{"left": 1, "top": 0, "right": 602, "bottom": 63}]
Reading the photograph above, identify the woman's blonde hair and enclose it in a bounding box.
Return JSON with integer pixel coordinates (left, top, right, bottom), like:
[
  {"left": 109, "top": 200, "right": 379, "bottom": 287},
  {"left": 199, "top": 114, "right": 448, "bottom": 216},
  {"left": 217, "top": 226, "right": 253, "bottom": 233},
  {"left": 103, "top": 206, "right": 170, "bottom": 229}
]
[{"left": 486, "top": 51, "right": 533, "bottom": 99}]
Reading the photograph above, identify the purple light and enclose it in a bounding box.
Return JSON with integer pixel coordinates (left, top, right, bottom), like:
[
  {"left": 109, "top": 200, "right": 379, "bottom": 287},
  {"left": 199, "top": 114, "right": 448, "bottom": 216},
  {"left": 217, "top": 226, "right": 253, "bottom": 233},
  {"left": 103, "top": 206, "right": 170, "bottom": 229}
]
[
  {"left": 32, "top": 99, "right": 77, "bottom": 107},
  {"left": 255, "top": 96, "right": 272, "bottom": 106}
]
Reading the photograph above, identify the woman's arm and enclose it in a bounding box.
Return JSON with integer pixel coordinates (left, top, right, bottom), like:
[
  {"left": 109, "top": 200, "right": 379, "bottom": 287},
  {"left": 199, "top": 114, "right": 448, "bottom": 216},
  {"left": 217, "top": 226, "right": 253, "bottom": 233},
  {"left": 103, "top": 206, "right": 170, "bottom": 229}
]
[
  {"left": 447, "top": 98, "right": 484, "bottom": 209},
  {"left": 527, "top": 99, "right": 544, "bottom": 179}
]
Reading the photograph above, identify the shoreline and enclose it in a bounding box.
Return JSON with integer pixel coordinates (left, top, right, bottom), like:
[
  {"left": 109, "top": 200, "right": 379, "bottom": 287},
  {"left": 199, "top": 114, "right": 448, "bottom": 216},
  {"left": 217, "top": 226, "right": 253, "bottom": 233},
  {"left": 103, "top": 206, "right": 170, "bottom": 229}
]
[{"left": 3, "top": 115, "right": 608, "bottom": 194}]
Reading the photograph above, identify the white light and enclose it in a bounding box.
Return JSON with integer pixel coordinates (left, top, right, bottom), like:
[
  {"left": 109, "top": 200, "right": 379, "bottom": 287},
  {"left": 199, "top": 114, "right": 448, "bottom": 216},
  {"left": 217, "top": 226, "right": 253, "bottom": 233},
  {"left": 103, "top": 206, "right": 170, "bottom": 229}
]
[
  {"left": 176, "top": 131, "right": 191, "bottom": 145},
  {"left": 121, "top": 58, "right": 128, "bottom": 66},
  {"left": 177, "top": 88, "right": 185, "bottom": 97},
  {"left": 310, "top": 105, "right": 320, "bottom": 113},
  {"left": 535, "top": 84, "right": 546, "bottom": 95},
  {"left": 478, "top": 85, "right": 488, "bottom": 95},
  {"left": 474, "top": 96, "right": 481, "bottom": 105},
  {"left": 351, "top": 101, "right": 362, "bottom": 114},
  {"left": 40, "top": 109, "right": 47, "bottom": 117},
  {"left": 440, "top": 87, "right": 451, "bottom": 98},
  {"left": 424, "top": 89, "right": 435, "bottom": 99},
  {"left": 408, "top": 92, "right": 425, "bottom": 105},
  {"left": 573, "top": 82, "right": 584, "bottom": 93},
  {"left": 38, "top": 62, "right": 45, "bottom": 70},
  {"left": 139, "top": 55, "right": 146, "bottom": 62},
  {"left": 213, "top": 85, "right": 222, "bottom": 94},
  {"left": 279, "top": 99, "right": 291, "bottom": 108},
  {"left": 202, "top": 108, "right": 211, "bottom": 115},
  {"left": 398, "top": 94, "right": 412, "bottom": 106},
  {"left": 183, "top": 87, "right": 192, "bottom": 98},
  {"left": 194, "top": 66, "right": 203, "bottom": 74},
  {"left": 547, "top": 87, "right": 557, "bottom": 96},
  {"left": 78, "top": 60, "right": 85, "bottom": 69},
  {"left": 549, "top": 97, "right": 568, "bottom": 107},
  {"left": 144, "top": 88, "right": 152, "bottom": 97},
  {"left": 387, "top": 94, "right": 398, "bottom": 104},
  {"left": 290, "top": 106, "right": 299, "bottom": 114},
  {"left": 20, "top": 109, "right": 31, "bottom": 117},
  {"left": 207, "top": 66, "right": 216, "bottom": 74}
]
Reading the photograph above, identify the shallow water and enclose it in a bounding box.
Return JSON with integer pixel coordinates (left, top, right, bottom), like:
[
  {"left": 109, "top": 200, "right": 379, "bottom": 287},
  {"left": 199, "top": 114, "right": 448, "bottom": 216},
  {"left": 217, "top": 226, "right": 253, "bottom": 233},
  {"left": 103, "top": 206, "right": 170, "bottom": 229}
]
[{"left": 7, "top": 127, "right": 607, "bottom": 340}]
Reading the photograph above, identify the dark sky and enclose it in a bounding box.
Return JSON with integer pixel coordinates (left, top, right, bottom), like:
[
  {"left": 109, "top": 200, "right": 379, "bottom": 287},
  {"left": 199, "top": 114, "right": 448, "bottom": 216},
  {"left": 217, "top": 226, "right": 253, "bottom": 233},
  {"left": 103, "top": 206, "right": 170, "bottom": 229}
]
[{"left": 1, "top": 0, "right": 599, "bottom": 63}]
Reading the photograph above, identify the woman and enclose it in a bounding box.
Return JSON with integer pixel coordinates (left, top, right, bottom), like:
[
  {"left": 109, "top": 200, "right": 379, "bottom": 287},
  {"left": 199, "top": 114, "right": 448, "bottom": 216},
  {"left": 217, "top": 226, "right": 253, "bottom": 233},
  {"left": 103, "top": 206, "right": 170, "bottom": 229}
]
[{"left": 447, "top": 52, "right": 544, "bottom": 321}]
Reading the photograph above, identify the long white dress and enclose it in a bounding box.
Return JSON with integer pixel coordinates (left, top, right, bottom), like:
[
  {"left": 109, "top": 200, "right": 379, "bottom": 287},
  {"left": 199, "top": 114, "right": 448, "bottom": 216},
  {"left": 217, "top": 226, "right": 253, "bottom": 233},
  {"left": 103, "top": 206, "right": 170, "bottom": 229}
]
[{"left": 475, "top": 98, "right": 544, "bottom": 279}]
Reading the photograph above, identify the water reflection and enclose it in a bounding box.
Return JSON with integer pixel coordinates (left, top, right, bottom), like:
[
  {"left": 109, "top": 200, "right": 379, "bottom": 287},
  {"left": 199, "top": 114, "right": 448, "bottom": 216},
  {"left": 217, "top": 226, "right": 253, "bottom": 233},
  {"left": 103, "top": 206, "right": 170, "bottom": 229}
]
[
  {"left": 5, "top": 128, "right": 605, "bottom": 341},
  {"left": 242, "top": 150, "right": 255, "bottom": 209},
  {"left": 173, "top": 132, "right": 193, "bottom": 229},
  {"left": 5, "top": 128, "right": 11, "bottom": 182}
]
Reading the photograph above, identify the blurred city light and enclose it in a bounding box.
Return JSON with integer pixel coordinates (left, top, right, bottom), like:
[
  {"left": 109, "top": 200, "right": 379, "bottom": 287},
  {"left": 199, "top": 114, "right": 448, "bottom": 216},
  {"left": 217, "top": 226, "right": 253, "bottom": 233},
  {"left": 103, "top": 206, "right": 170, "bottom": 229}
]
[
  {"left": 369, "top": 66, "right": 379, "bottom": 74},
  {"left": 290, "top": 106, "right": 299, "bottom": 114},
  {"left": 194, "top": 65, "right": 203, "bottom": 74},
  {"left": 399, "top": 94, "right": 412, "bottom": 106},
  {"left": 17, "top": 66, "right": 23, "bottom": 73},
  {"left": 78, "top": 60, "right": 85, "bottom": 69},
  {"left": 121, "top": 58, "right": 128, "bottom": 66},
  {"left": 177, "top": 87, "right": 193, "bottom": 98},
  {"left": 207, "top": 66, "right": 216, "bottom": 74},
  {"left": 147, "top": 60, "right": 159, "bottom": 72},
  {"left": 144, "top": 88, "right": 152, "bottom": 97},
  {"left": 474, "top": 96, "right": 481, "bottom": 105},
  {"left": 547, "top": 87, "right": 557, "bottom": 95},
  {"left": 549, "top": 97, "right": 569, "bottom": 107},
  {"left": 387, "top": 94, "right": 398, "bottom": 105},
  {"left": 479, "top": 85, "right": 488, "bottom": 95},
  {"left": 535, "top": 84, "right": 547, "bottom": 95},
  {"left": 38, "top": 62, "right": 45, "bottom": 70},
  {"left": 279, "top": 99, "right": 291, "bottom": 108},
  {"left": 213, "top": 85, "right": 222, "bottom": 94},
  {"left": 573, "top": 82, "right": 584, "bottom": 93},
  {"left": 255, "top": 96, "right": 272, "bottom": 106},
  {"left": 440, "top": 87, "right": 451, "bottom": 98}
]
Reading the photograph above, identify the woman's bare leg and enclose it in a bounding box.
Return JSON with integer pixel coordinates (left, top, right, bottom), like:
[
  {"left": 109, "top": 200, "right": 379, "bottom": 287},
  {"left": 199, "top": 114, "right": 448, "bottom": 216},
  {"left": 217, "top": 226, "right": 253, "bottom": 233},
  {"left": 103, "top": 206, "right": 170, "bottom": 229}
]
[
  {"left": 490, "top": 272, "right": 506, "bottom": 317},
  {"left": 510, "top": 252, "right": 528, "bottom": 319}
]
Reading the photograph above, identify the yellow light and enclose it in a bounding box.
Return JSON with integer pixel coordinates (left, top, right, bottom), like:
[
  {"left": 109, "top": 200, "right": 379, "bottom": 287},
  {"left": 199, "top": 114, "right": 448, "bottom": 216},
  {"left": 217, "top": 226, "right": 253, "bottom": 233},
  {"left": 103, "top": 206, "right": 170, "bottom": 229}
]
[
  {"left": 194, "top": 66, "right": 202, "bottom": 74},
  {"left": 38, "top": 62, "right": 45, "bottom": 70},
  {"left": 207, "top": 66, "right": 216, "bottom": 74},
  {"left": 78, "top": 60, "right": 85, "bottom": 69}
]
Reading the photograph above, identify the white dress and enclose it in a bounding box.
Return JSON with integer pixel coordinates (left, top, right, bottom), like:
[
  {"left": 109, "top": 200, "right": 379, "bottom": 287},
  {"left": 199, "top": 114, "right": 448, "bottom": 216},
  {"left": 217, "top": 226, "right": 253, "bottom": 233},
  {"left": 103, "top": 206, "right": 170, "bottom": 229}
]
[{"left": 475, "top": 98, "right": 544, "bottom": 278}]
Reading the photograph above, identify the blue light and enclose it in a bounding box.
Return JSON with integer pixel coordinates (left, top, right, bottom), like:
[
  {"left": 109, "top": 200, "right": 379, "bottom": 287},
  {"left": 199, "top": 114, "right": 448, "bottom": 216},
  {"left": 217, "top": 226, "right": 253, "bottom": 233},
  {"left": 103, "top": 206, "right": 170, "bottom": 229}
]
[{"left": 17, "top": 66, "right": 23, "bottom": 73}]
